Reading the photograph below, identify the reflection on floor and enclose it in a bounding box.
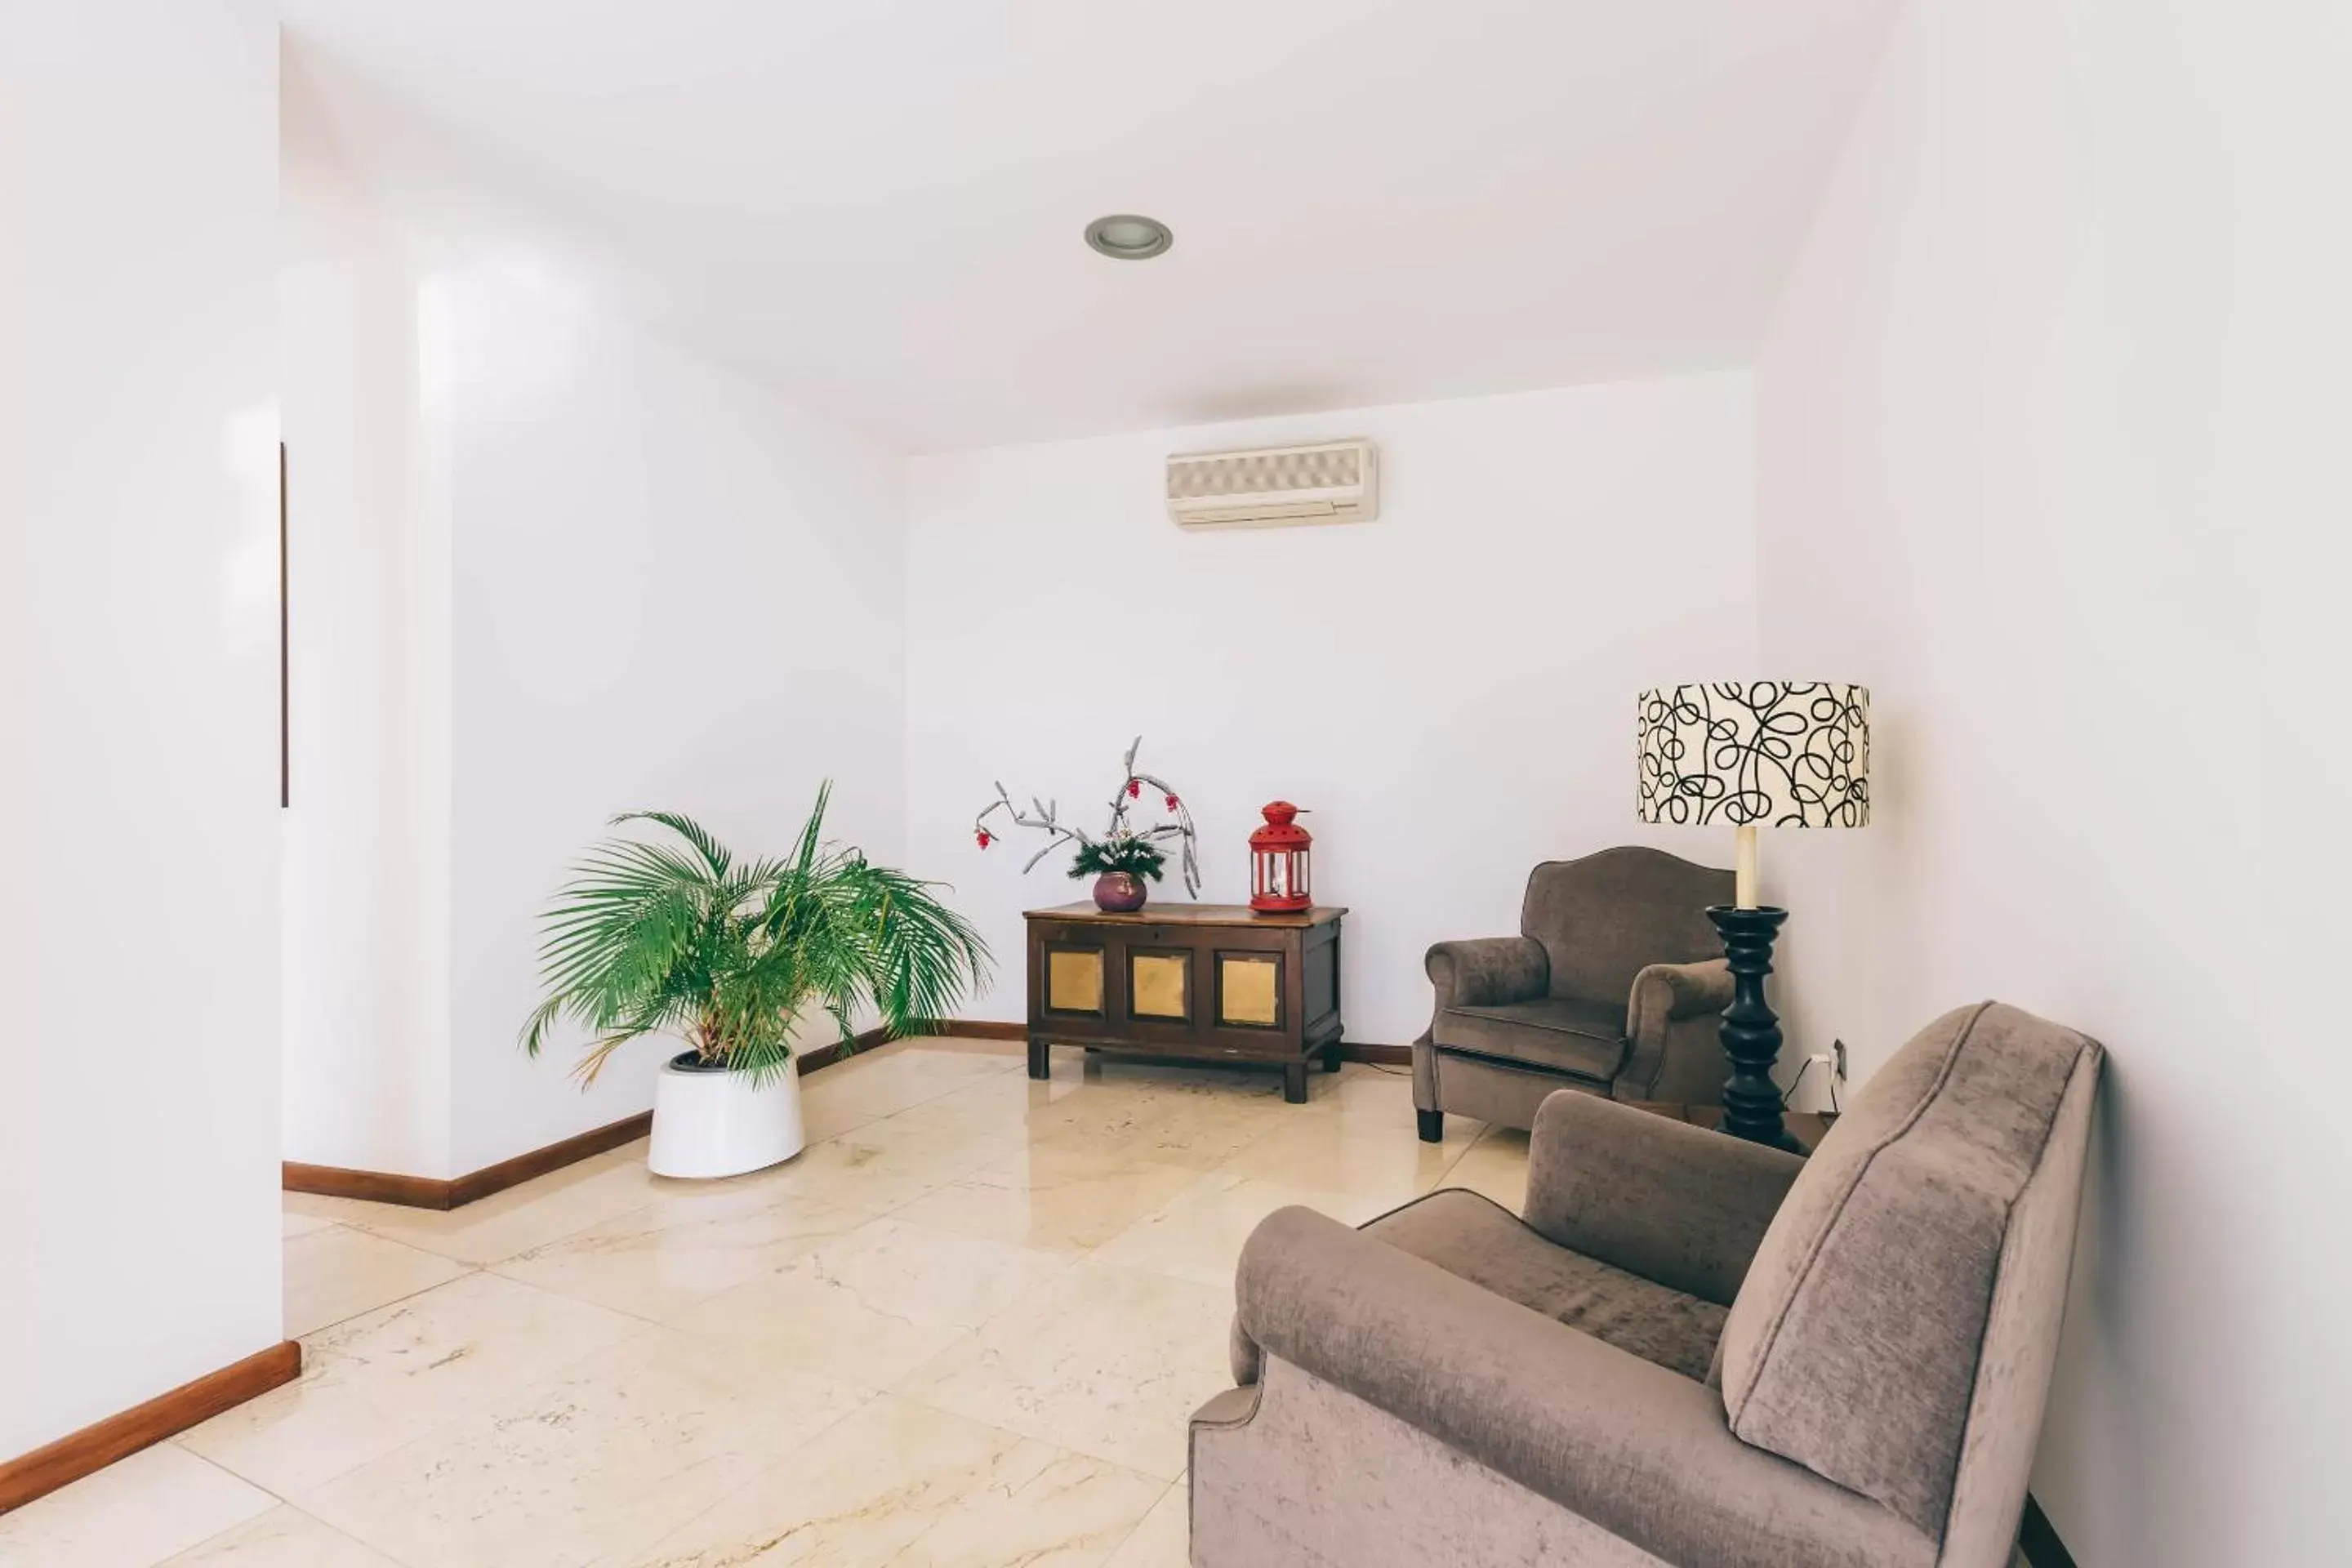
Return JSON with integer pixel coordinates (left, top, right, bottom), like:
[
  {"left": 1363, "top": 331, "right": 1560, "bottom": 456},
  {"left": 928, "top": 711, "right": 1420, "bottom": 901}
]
[{"left": 1, "top": 1038, "right": 1527, "bottom": 1566}]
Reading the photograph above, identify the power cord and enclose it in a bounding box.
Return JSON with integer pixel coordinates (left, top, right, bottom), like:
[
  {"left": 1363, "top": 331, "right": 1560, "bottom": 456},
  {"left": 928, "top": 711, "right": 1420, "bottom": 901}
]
[{"left": 1781, "top": 1056, "right": 1846, "bottom": 1114}]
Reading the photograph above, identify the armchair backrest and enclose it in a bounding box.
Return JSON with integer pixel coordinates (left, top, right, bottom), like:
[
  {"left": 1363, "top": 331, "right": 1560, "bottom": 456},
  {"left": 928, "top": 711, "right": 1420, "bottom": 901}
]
[
  {"left": 1714, "top": 1002, "right": 2103, "bottom": 1561},
  {"left": 1518, "top": 846, "right": 1730, "bottom": 1005}
]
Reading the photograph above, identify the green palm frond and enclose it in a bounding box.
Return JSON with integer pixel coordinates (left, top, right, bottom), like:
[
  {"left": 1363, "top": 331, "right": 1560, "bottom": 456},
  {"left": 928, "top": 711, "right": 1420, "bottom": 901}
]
[
  {"left": 612, "top": 810, "right": 734, "bottom": 879},
  {"left": 519, "top": 787, "right": 991, "bottom": 1090}
]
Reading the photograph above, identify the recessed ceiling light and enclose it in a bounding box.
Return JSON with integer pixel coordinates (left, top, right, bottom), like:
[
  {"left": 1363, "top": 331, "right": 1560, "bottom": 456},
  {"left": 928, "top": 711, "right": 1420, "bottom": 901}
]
[{"left": 1085, "top": 214, "right": 1174, "bottom": 261}]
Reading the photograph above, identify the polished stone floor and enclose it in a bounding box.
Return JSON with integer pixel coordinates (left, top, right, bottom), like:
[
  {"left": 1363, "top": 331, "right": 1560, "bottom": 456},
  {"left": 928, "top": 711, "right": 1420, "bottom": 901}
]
[{"left": 1, "top": 1039, "right": 1530, "bottom": 1567}]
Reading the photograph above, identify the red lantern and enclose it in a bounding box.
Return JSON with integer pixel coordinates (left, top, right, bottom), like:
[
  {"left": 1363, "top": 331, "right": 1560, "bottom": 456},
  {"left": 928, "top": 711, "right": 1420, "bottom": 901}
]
[{"left": 1249, "top": 801, "right": 1312, "bottom": 913}]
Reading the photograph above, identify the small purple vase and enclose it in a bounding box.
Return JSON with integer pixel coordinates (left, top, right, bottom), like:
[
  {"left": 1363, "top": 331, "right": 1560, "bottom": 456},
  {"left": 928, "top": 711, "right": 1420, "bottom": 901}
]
[{"left": 1092, "top": 871, "right": 1148, "bottom": 913}]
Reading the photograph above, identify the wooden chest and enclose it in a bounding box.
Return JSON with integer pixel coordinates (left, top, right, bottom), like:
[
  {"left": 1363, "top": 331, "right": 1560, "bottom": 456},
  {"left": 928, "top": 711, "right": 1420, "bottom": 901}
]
[{"left": 1022, "top": 902, "right": 1347, "bottom": 1102}]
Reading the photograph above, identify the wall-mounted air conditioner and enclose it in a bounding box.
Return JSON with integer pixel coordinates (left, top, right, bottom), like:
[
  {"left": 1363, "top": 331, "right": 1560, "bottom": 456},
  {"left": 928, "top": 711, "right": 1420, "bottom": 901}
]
[{"left": 1166, "top": 439, "right": 1379, "bottom": 529}]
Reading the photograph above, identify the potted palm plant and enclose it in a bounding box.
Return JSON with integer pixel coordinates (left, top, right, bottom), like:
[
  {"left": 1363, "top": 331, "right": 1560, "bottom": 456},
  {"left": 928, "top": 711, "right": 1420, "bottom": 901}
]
[{"left": 521, "top": 784, "right": 990, "bottom": 1178}]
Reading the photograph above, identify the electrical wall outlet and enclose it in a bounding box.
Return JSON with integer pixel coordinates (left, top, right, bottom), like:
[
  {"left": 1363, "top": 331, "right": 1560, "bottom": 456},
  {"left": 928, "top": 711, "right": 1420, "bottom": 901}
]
[
  {"left": 1832, "top": 1038, "right": 1849, "bottom": 1081},
  {"left": 1797, "top": 1052, "right": 1836, "bottom": 1112}
]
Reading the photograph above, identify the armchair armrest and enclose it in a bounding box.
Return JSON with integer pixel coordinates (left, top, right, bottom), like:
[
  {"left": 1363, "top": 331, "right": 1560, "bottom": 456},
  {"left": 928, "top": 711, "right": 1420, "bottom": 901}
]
[
  {"left": 1234, "top": 1207, "right": 1931, "bottom": 1568},
  {"left": 1619, "top": 956, "right": 1735, "bottom": 1102},
  {"left": 1523, "top": 1092, "right": 1805, "bottom": 1307},
  {"left": 1631, "top": 956, "right": 1734, "bottom": 1027},
  {"left": 1423, "top": 935, "right": 1548, "bottom": 1010}
]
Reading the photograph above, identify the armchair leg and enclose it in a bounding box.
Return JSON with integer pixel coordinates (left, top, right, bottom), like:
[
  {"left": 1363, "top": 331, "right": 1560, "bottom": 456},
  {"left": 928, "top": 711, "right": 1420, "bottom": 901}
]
[{"left": 1417, "top": 1109, "right": 1445, "bottom": 1143}]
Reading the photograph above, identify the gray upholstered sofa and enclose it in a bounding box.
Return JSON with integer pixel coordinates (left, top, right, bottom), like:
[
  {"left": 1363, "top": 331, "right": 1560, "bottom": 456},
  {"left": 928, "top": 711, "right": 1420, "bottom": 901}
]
[
  {"left": 1195, "top": 1001, "right": 2103, "bottom": 1568},
  {"left": 1414, "top": 845, "right": 1734, "bottom": 1141}
]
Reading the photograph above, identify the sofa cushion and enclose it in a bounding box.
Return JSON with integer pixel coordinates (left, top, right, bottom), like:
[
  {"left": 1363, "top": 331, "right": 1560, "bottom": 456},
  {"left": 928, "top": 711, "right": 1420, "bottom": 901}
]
[
  {"left": 1433, "top": 996, "right": 1627, "bottom": 1080},
  {"left": 1715, "top": 1002, "right": 2102, "bottom": 1539},
  {"left": 1366, "top": 1189, "right": 1726, "bottom": 1381}
]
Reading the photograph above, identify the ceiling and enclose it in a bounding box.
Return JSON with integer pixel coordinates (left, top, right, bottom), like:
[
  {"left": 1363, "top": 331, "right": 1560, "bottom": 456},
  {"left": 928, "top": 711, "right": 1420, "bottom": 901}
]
[{"left": 276, "top": 0, "right": 1895, "bottom": 452}]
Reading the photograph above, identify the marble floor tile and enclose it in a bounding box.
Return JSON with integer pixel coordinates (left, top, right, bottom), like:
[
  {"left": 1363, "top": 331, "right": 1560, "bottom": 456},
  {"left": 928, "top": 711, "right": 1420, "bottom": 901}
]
[
  {"left": 1210, "top": 1098, "right": 1478, "bottom": 1200},
  {"left": 1296, "top": 1062, "right": 1450, "bottom": 1129},
  {"left": 760, "top": 1115, "right": 1026, "bottom": 1213},
  {"left": 1091, "top": 1170, "right": 1402, "bottom": 1290},
  {"left": 894, "top": 1258, "right": 1234, "bottom": 1481},
  {"left": 1032, "top": 1053, "right": 1271, "bottom": 1097},
  {"left": 875, "top": 1055, "right": 1272, "bottom": 1152},
  {"left": 667, "top": 1214, "right": 1076, "bottom": 1388},
  {"left": 297, "top": 1326, "right": 870, "bottom": 1568},
  {"left": 618, "top": 1393, "right": 1057, "bottom": 1566},
  {"left": 158, "top": 1504, "right": 404, "bottom": 1566},
  {"left": 283, "top": 1191, "right": 391, "bottom": 1228},
  {"left": 1025, "top": 1085, "right": 1290, "bottom": 1173},
  {"left": 51, "top": 1039, "right": 1538, "bottom": 1568},
  {"left": 889, "top": 1449, "right": 1167, "bottom": 1568},
  {"left": 890, "top": 1143, "right": 1202, "bottom": 1253},
  {"left": 0, "top": 1443, "right": 274, "bottom": 1568},
  {"left": 325, "top": 1154, "right": 689, "bottom": 1267},
  {"left": 492, "top": 1187, "right": 876, "bottom": 1321},
  {"left": 1442, "top": 1125, "right": 1534, "bottom": 1213},
  {"left": 283, "top": 1223, "right": 472, "bottom": 1337},
  {"left": 868, "top": 1071, "right": 1069, "bottom": 1143},
  {"left": 280, "top": 1206, "right": 337, "bottom": 1239},
  {"left": 840, "top": 1036, "right": 1027, "bottom": 1085},
  {"left": 184, "top": 1271, "right": 640, "bottom": 1495},
  {"left": 1102, "top": 1479, "right": 1190, "bottom": 1568},
  {"left": 799, "top": 1066, "right": 955, "bottom": 1144},
  {"left": 796, "top": 1039, "right": 1027, "bottom": 1138}
]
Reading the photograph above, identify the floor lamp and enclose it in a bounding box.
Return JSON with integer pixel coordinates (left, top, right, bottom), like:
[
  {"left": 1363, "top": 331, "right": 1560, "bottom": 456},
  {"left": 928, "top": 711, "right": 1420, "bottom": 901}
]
[{"left": 1635, "top": 682, "right": 1870, "bottom": 1151}]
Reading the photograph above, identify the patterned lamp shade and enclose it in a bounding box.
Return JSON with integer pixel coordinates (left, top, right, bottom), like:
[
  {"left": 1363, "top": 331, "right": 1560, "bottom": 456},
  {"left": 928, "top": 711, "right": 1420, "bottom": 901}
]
[{"left": 1637, "top": 682, "right": 1870, "bottom": 828}]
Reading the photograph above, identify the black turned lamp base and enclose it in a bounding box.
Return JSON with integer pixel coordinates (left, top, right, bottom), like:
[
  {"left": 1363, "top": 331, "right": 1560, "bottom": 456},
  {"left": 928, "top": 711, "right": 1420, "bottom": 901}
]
[{"left": 1707, "top": 904, "right": 1805, "bottom": 1155}]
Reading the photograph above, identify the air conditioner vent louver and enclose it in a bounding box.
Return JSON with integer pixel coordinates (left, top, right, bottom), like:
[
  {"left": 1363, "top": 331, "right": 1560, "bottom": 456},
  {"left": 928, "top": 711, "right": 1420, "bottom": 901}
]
[{"left": 1166, "top": 439, "right": 1379, "bottom": 528}]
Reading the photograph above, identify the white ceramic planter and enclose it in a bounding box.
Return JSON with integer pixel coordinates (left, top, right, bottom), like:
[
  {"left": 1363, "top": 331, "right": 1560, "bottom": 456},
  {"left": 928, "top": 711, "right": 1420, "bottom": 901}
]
[{"left": 647, "top": 1054, "right": 806, "bottom": 1178}]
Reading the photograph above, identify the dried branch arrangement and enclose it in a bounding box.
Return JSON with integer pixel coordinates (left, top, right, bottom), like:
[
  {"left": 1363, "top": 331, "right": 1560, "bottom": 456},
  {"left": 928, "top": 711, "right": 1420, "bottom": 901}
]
[{"left": 972, "top": 735, "right": 1201, "bottom": 896}]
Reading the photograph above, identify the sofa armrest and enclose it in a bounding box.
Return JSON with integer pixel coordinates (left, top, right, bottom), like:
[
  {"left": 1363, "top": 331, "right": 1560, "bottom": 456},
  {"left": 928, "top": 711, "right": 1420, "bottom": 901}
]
[
  {"left": 1233, "top": 1207, "right": 1931, "bottom": 1568},
  {"left": 1523, "top": 1091, "right": 1805, "bottom": 1307},
  {"left": 1617, "top": 957, "right": 1734, "bottom": 1100},
  {"left": 1423, "top": 935, "right": 1548, "bottom": 1010}
]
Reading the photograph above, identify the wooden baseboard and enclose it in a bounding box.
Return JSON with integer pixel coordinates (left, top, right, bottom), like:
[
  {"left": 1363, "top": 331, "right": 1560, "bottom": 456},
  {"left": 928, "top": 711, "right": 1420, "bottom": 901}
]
[
  {"left": 282, "top": 1027, "right": 892, "bottom": 1212},
  {"left": 795, "top": 1024, "right": 892, "bottom": 1074},
  {"left": 447, "top": 1110, "right": 657, "bottom": 1208},
  {"left": 280, "top": 1160, "right": 455, "bottom": 1209},
  {"left": 2018, "top": 1495, "right": 2076, "bottom": 1568},
  {"left": 0, "top": 1340, "right": 300, "bottom": 1516},
  {"left": 935, "top": 1018, "right": 1027, "bottom": 1040},
  {"left": 283, "top": 1107, "right": 655, "bottom": 1212},
  {"left": 1338, "top": 1041, "right": 1412, "bottom": 1066}
]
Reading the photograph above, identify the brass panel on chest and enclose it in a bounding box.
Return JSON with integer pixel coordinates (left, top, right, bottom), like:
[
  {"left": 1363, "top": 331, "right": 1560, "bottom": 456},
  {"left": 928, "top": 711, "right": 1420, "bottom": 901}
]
[{"left": 1023, "top": 902, "right": 1348, "bottom": 1103}]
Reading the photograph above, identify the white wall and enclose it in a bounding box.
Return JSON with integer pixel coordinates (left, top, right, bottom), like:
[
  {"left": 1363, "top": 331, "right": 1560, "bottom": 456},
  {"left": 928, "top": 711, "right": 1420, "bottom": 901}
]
[
  {"left": 1754, "top": 2, "right": 2352, "bottom": 1561},
  {"left": 906, "top": 373, "right": 1757, "bottom": 1045},
  {"left": 279, "top": 149, "right": 909, "bottom": 1179},
  {"left": 0, "top": 2, "right": 283, "bottom": 1456},
  {"left": 441, "top": 259, "right": 908, "bottom": 1174},
  {"left": 280, "top": 70, "right": 454, "bottom": 1178}
]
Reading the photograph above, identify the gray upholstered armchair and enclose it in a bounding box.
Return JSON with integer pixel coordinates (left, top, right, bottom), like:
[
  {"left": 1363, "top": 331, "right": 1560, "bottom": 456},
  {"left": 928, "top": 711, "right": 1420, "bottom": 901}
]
[
  {"left": 1194, "top": 1002, "right": 2105, "bottom": 1568},
  {"left": 1414, "top": 844, "right": 1734, "bottom": 1141}
]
